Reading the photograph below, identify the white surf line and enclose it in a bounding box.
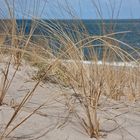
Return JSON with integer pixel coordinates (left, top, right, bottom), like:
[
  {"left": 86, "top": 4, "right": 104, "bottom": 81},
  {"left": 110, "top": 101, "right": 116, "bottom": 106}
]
[
  {"left": 47, "top": 58, "right": 139, "bottom": 67},
  {"left": 62, "top": 59, "right": 139, "bottom": 68}
]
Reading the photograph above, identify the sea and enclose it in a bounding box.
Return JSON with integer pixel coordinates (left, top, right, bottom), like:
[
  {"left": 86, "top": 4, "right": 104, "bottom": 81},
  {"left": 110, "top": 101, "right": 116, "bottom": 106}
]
[
  {"left": 15, "top": 19, "right": 140, "bottom": 45},
  {"left": 3, "top": 19, "right": 140, "bottom": 61}
]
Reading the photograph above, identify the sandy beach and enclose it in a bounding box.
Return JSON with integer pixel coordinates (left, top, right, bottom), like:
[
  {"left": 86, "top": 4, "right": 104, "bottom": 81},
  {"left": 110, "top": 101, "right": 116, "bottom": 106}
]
[{"left": 0, "top": 59, "right": 140, "bottom": 140}]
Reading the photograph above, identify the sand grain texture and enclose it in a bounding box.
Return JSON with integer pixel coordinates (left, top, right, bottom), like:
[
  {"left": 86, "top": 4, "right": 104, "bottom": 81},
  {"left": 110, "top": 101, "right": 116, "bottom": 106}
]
[{"left": 0, "top": 62, "right": 140, "bottom": 140}]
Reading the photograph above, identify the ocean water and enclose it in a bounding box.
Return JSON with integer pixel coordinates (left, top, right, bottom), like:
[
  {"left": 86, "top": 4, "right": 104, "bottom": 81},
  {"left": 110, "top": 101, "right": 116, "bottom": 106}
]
[
  {"left": 15, "top": 19, "right": 140, "bottom": 47},
  {"left": 4, "top": 19, "right": 140, "bottom": 60}
]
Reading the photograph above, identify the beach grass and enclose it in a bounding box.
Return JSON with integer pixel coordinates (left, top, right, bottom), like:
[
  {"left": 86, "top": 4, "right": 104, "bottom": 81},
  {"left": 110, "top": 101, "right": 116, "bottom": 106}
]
[{"left": 0, "top": 0, "right": 140, "bottom": 140}]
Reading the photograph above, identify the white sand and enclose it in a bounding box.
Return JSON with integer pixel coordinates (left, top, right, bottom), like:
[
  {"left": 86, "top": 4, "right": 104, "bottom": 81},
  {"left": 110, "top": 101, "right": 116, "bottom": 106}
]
[{"left": 0, "top": 61, "right": 140, "bottom": 140}]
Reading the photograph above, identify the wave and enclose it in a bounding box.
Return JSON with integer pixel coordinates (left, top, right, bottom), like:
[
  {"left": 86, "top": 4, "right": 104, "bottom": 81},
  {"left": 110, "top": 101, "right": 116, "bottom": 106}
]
[{"left": 62, "top": 59, "right": 139, "bottom": 67}]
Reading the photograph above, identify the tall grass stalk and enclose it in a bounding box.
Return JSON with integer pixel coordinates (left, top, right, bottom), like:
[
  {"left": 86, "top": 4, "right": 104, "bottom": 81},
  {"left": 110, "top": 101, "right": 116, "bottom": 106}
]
[{"left": 0, "top": 0, "right": 140, "bottom": 139}]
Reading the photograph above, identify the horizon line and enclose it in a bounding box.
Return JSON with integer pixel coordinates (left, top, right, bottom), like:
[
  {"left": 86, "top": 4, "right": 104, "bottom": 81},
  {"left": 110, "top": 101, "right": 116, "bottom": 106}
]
[{"left": 0, "top": 18, "right": 140, "bottom": 20}]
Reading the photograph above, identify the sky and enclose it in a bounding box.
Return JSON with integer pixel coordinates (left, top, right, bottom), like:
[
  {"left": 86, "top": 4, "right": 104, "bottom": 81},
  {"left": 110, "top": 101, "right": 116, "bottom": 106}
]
[
  {"left": 45, "top": 0, "right": 140, "bottom": 19},
  {"left": 0, "top": 0, "right": 140, "bottom": 19}
]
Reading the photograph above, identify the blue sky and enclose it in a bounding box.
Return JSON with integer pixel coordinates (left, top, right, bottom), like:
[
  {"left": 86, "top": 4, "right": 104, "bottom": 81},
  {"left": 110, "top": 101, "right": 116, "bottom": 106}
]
[
  {"left": 1, "top": 0, "right": 140, "bottom": 19},
  {"left": 46, "top": 0, "right": 140, "bottom": 19}
]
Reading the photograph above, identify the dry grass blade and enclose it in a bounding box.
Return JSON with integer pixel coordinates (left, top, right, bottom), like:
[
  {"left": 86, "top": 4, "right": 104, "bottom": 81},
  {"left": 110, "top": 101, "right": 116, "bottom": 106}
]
[
  {"left": 0, "top": 57, "right": 20, "bottom": 105},
  {"left": 0, "top": 0, "right": 140, "bottom": 140}
]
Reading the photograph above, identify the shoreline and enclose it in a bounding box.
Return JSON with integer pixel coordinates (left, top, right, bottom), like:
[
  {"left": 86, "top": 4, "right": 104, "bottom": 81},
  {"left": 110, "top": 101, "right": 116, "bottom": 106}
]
[{"left": 62, "top": 59, "right": 139, "bottom": 67}]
